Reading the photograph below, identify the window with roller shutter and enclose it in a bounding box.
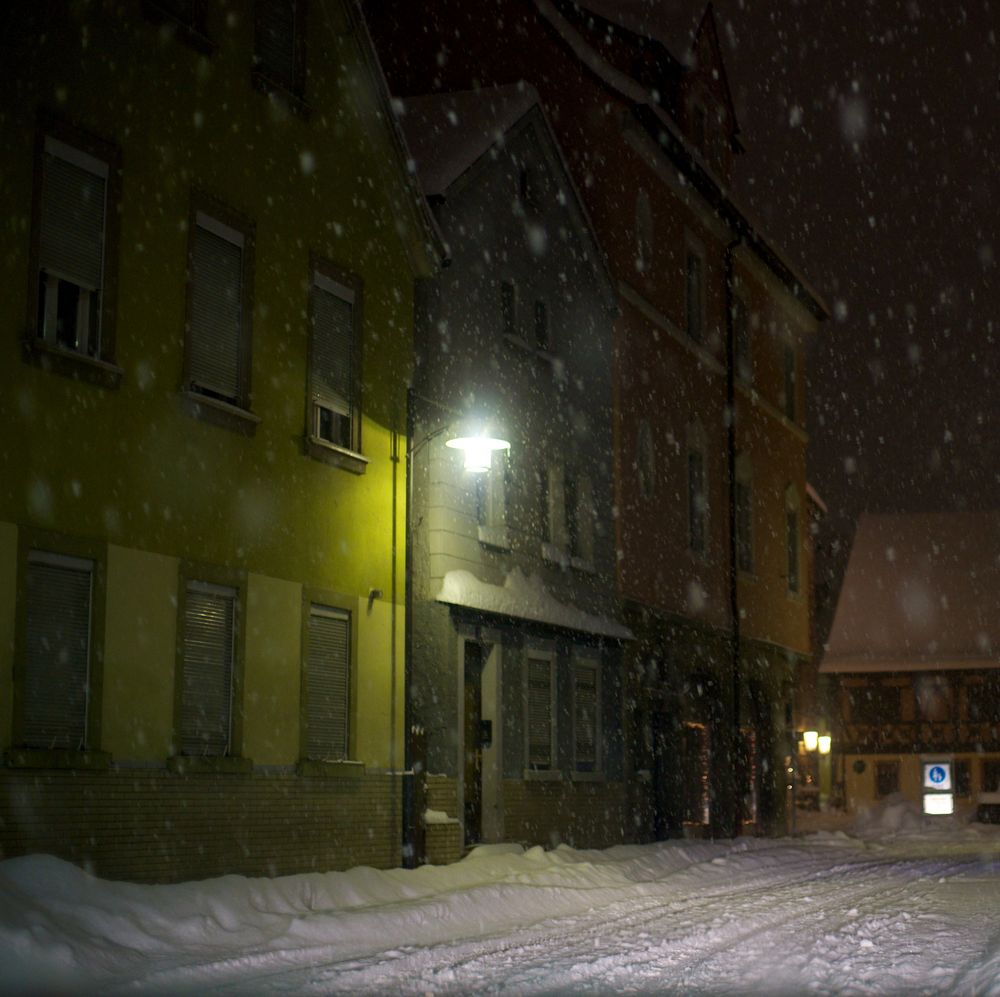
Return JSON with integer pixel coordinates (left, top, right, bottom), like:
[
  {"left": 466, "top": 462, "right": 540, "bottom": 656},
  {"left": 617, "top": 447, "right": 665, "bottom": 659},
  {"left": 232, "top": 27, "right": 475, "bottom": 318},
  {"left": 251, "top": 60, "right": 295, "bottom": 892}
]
[
  {"left": 304, "top": 604, "right": 351, "bottom": 760},
  {"left": 572, "top": 656, "right": 601, "bottom": 775},
  {"left": 28, "top": 120, "right": 121, "bottom": 379},
  {"left": 525, "top": 652, "right": 555, "bottom": 771},
  {"left": 306, "top": 259, "right": 364, "bottom": 469},
  {"left": 22, "top": 551, "right": 94, "bottom": 751},
  {"left": 184, "top": 199, "right": 255, "bottom": 414},
  {"left": 253, "top": 0, "right": 306, "bottom": 97},
  {"left": 178, "top": 580, "right": 237, "bottom": 756}
]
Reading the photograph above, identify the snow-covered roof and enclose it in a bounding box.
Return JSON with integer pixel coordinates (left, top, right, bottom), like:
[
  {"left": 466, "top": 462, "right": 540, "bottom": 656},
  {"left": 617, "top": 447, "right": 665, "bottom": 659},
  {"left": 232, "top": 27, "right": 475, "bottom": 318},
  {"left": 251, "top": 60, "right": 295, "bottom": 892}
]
[
  {"left": 399, "top": 84, "right": 540, "bottom": 198},
  {"left": 436, "top": 568, "right": 632, "bottom": 640},
  {"left": 398, "top": 83, "right": 618, "bottom": 308},
  {"left": 819, "top": 511, "right": 1000, "bottom": 674}
]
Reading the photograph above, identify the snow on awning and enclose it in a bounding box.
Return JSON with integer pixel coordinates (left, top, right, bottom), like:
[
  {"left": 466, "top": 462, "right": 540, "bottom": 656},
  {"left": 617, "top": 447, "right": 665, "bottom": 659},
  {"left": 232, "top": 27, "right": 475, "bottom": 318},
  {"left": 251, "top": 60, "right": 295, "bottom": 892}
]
[{"left": 435, "top": 568, "right": 633, "bottom": 640}]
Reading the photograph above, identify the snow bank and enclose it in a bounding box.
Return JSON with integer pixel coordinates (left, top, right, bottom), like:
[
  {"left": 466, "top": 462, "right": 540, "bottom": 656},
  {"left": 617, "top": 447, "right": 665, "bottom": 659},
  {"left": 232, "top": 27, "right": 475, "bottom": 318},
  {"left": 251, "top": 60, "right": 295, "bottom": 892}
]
[{"left": 853, "top": 792, "right": 926, "bottom": 834}]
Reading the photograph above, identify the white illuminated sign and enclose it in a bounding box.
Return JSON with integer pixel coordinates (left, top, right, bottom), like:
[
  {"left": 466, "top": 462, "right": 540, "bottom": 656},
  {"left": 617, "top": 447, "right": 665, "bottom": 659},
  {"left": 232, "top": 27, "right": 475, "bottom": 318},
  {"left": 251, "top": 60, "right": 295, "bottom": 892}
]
[{"left": 923, "top": 793, "right": 954, "bottom": 815}]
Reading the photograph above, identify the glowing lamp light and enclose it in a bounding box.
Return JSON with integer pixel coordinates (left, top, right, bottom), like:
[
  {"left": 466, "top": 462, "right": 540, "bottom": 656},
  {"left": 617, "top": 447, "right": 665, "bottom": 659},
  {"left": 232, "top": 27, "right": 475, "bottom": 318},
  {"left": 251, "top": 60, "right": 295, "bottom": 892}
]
[
  {"left": 817, "top": 735, "right": 832, "bottom": 755},
  {"left": 802, "top": 730, "right": 819, "bottom": 752},
  {"left": 445, "top": 435, "right": 510, "bottom": 473}
]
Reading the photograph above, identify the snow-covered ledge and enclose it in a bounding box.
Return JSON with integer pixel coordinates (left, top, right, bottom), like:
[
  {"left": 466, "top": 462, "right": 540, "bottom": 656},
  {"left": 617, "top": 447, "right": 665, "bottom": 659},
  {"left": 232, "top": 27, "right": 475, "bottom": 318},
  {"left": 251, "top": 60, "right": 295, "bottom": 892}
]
[{"left": 435, "top": 567, "right": 632, "bottom": 639}]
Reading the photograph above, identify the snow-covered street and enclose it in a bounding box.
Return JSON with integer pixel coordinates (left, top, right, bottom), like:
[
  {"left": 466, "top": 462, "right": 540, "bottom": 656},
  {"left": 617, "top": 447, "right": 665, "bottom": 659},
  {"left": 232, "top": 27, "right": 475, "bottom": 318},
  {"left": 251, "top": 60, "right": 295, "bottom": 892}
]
[{"left": 2, "top": 802, "right": 999, "bottom": 995}]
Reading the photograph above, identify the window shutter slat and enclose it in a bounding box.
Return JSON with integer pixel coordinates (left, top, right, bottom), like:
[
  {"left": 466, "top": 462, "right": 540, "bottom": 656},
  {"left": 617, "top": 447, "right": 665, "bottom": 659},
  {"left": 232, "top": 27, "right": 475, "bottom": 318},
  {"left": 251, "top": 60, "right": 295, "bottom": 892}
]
[
  {"left": 311, "top": 285, "right": 353, "bottom": 416},
  {"left": 574, "top": 666, "right": 597, "bottom": 765},
  {"left": 190, "top": 224, "right": 242, "bottom": 400},
  {"left": 24, "top": 558, "right": 92, "bottom": 750},
  {"left": 306, "top": 606, "right": 350, "bottom": 759},
  {"left": 40, "top": 151, "right": 106, "bottom": 292},
  {"left": 527, "top": 658, "right": 552, "bottom": 768},
  {"left": 180, "top": 586, "right": 235, "bottom": 755}
]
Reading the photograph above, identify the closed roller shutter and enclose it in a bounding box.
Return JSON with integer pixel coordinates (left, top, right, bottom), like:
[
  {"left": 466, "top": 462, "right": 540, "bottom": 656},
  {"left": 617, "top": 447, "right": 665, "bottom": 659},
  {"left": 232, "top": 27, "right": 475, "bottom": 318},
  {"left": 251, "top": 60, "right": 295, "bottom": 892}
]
[
  {"left": 189, "top": 216, "right": 242, "bottom": 401},
  {"left": 306, "top": 604, "right": 350, "bottom": 760},
  {"left": 24, "top": 551, "right": 93, "bottom": 750},
  {"left": 180, "top": 581, "right": 236, "bottom": 756}
]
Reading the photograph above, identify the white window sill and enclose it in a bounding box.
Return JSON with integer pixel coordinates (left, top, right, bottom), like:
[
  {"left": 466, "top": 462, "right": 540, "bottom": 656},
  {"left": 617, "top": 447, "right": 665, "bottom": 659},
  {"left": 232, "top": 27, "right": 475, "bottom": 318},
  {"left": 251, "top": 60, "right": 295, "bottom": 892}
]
[
  {"left": 25, "top": 338, "right": 123, "bottom": 389},
  {"left": 523, "top": 768, "right": 562, "bottom": 782},
  {"left": 306, "top": 435, "right": 369, "bottom": 475},
  {"left": 570, "top": 556, "right": 596, "bottom": 574},
  {"left": 541, "top": 542, "right": 570, "bottom": 568},
  {"left": 183, "top": 389, "right": 260, "bottom": 436},
  {"left": 478, "top": 525, "right": 511, "bottom": 550}
]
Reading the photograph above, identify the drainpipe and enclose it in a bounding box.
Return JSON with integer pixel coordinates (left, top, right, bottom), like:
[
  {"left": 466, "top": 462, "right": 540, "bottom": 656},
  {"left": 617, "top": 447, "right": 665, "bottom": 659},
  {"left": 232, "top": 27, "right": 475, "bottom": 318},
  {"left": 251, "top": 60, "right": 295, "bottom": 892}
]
[
  {"left": 724, "top": 235, "right": 742, "bottom": 838},
  {"left": 402, "top": 389, "right": 416, "bottom": 867}
]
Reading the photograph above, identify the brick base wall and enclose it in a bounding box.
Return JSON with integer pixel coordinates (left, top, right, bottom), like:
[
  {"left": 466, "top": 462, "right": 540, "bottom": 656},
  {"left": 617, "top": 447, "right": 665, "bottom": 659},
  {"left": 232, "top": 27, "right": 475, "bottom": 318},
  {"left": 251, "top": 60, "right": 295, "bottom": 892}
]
[
  {"left": 503, "top": 779, "right": 628, "bottom": 849},
  {"left": 423, "top": 775, "right": 462, "bottom": 865},
  {"left": 0, "top": 767, "right": 402, "bottom": 883}
]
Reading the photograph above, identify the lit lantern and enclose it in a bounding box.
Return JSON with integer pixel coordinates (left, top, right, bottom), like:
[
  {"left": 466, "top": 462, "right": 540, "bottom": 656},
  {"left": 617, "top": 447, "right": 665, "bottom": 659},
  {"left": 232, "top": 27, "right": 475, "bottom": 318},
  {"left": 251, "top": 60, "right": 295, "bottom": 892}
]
[{"left": 445, "top": 435, "right": 510, "bottom": 473}]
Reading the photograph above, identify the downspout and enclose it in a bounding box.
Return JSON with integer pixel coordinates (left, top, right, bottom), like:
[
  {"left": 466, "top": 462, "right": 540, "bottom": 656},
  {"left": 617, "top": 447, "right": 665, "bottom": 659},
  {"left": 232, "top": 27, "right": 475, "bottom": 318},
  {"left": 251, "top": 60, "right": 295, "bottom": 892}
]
[
  {"left": 390, "top": 422, "right": 400, "bottom": 860},
  {"left": 402, "top": 389, "right": 416, "bottom": 867},
  {"left": 724, "top": 235, "right": 742, "bottom": 838}
]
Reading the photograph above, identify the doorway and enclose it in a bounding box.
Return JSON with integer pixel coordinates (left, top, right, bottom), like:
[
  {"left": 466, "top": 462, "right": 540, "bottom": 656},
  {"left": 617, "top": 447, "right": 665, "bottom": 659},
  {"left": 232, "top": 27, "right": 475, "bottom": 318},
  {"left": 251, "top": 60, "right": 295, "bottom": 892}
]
[{"left": 463, "top": 641, "right": 485, "bottom": 845}]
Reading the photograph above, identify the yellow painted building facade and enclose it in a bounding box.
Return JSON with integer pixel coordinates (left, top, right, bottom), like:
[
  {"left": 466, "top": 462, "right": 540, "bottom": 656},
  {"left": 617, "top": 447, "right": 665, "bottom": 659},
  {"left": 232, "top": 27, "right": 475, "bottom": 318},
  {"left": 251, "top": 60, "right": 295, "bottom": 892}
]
[{"left": 0, "top": 0, "right": 438, "bottom": 881}]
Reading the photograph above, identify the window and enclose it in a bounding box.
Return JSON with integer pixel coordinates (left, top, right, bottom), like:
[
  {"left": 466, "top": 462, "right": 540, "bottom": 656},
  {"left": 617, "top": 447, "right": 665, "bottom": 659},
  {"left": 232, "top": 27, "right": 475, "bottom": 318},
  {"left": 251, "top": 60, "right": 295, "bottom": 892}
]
[
  {"left": 501, "top": 280, "right": 517, "bottom": 338},
  {"left": 534, "top": 300, "right": 549, "bottom": 351},
  {"left": 572, "top": 657, "right": 601, "bottom": 774},
  {"left": 525, "top": 652, "right": 555, "bottom": 771},
  {"left": 253, "top": 0, "right": 306, "bottom": 97},
  {"left": 690, "top": 100, "right": 708, "bottom": 154},
  {"left": 965, "top": 674, "right": 1000, "bottom": 723},
  {"left": 915, "top": 674, "right": 953, "bottom": 723},
  {"left": 783, "top": 343, "right": 797, "bottom": 420},
  {"left": 875, "top": 760, "right": 899, "bottom": 798},
  {"left": 304, "top": 603, "right": 351, "bottom": 760},
  {"left": 732, "top": 294, "right": 751, "bottom": 383},
  {"left": 185, "top": 202, "right": 255, "bottom": 414},
  {"left": 635, "top": 189, "right": 653, "bottom": 274},
  {"left": 566, "top": 469, "right": 595, "bottom": 564},
  {"left": 477, "top": 450, "right": 510, "bottom": 548},
  {"left": 177, "top": 579, "right": 239, "bottom": 756},
  {"left": 734, "top": 455, "right": 753, "bottom": 573},
  {"left": 637, "top": 420, "right": 656, "bottom": 499},
  {"left": 849, "top": 684, "right": 901, "bottom": 725},
  {"left": 785, "top": 485, "right": 800, "bottom": 594},
  {"left": 21, "top": 551, "right": 94, "bottom": 751},
  {"left": 955, "top": 759, "right": 972, "bottom": 798},
  {"left": 983, "top": 760, "right": 1000, "bottom": 793},
  {"left": 30, "top": 123, "right": 121, "bottom": 377},
  {"left": 309, "top": 262, "right": 362, "bottom": 457},
  {"left": 685, "top": 248, "right": 703, "bottom": 343},
  {"left": 540, "top": 464, "right": 566, "bottom": 551},
  {"left": 688, "top": 448, "right": 706, "bottom": 555}
]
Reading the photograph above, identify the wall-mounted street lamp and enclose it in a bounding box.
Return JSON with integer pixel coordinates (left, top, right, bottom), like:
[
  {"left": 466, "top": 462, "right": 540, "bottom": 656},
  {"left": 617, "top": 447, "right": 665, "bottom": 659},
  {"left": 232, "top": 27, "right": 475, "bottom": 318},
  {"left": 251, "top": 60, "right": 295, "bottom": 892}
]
[
  {"left": 798, "top": 729, "right": 832, "bottom": 755},
  {"left": 445, "top": 434, "right": 511, "bottom": 473}
]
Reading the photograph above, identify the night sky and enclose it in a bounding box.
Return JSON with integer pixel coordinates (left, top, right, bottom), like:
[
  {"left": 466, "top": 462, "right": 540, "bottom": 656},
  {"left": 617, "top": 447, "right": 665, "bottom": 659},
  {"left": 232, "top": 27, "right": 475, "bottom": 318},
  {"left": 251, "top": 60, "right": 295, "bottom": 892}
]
[{"left": 695, "top": 0, "right": 1000, "bottom": 539}]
